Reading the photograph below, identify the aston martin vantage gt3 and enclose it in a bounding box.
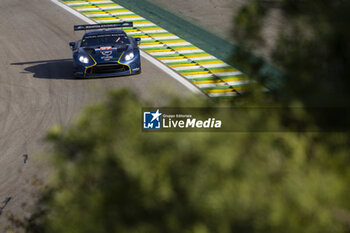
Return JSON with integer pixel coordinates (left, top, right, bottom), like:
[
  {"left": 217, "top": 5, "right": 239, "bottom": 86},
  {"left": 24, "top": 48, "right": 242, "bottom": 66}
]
[{"left": 69, "top": 22, "right": 141, "bottom": 78}]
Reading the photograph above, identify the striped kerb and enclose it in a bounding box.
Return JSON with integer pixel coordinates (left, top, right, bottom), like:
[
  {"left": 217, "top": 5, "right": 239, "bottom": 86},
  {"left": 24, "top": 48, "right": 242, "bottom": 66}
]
[{"left": 61, "top": 0, "right": 250, "bottom": 99}]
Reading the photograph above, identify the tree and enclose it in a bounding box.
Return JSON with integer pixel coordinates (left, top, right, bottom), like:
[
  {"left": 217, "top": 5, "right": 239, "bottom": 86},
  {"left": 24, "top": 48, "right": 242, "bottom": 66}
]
[
  {"left": 6, "top": 90, "right": 350, "bottom": 233},
  {"left": 232, "top": 0, "right": 350, "bottom": 132}
]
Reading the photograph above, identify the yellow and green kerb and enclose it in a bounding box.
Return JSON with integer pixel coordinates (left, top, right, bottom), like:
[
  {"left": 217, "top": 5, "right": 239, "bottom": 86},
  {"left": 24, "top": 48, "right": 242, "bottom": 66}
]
[{"left": 62, "top": 0, "right": 251, "bottom": 100}]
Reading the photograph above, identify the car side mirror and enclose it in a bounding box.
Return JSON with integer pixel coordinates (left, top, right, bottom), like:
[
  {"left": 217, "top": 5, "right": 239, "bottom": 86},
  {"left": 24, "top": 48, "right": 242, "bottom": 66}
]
[
  {"left": 135, "top": 37, "right": 141, "bottom": 45},
  {"left": 69, "top": 42, "right": 76, "bottom": 50}
]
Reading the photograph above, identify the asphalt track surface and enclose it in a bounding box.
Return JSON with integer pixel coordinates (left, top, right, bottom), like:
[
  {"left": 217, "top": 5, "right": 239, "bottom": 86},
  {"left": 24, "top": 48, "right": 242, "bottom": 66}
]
[{"left": 0, "top": 0, "right": 194, "bottom": 224}]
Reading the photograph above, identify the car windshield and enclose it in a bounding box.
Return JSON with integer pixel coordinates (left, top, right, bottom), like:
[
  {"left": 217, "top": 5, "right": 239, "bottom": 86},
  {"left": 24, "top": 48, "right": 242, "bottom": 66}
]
[{"left": 81, "top": 33, "right": 129, "bottom": 47}]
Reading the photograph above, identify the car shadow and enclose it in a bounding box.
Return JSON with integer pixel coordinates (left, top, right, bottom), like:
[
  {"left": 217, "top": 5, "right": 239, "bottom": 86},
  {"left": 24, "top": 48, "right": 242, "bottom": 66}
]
[
  {"left": 11, "top": 59, "right": 134, "bottom": 80},
  {"left": 11, "top": 59, "right": 75, "bottom": 80}
]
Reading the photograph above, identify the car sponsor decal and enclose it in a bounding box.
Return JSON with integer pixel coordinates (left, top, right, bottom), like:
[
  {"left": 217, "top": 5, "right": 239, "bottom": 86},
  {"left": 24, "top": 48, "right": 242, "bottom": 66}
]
[
  {"left": 94, "top": 46, "right": 112, "bottom": 52},
  {"left": 101, "top": 50, "right": 113, "bottom": 60},
  {"left": 100, "top": 46, "right": 112, "bottom": 50}
]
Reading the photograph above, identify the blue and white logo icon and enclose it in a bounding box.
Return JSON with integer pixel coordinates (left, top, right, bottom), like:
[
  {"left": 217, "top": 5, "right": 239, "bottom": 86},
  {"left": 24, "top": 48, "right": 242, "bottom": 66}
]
[{"left": 143, "top": 109, "right": 162, "bottom": 129}]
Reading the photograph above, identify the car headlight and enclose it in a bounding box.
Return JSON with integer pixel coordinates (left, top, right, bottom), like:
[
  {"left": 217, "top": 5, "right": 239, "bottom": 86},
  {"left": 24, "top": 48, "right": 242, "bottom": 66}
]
[
  {"left": 79, "top": 55, "right": 89, "bottom": 64},
  {"left": 125, "top": 52, "right": 134, "bottom": 61}
]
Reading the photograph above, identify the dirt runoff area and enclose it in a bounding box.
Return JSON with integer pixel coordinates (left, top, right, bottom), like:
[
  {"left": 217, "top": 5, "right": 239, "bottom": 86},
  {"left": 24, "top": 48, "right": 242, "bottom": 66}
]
[{"left": 146, "top": 0, "right": 246, "bottom": 43}]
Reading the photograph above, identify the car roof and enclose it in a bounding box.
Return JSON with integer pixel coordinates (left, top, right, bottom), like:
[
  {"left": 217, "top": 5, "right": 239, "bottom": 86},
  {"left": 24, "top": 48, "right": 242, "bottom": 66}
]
[{"left": 83, "top": 29, "right": 126, "bottom": 37}]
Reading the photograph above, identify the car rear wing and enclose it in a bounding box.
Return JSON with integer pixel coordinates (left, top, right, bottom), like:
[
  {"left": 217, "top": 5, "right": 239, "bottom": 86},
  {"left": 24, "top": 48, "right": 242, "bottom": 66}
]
[{"left": 74, "top": 22, "right": 133, "bottom": 31}]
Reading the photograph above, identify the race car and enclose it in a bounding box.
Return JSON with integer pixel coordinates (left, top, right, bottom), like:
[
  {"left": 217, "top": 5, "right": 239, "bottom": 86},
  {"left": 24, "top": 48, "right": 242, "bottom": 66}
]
[{"left": 69, "top": 22, "right": 141, "bottom": 78}]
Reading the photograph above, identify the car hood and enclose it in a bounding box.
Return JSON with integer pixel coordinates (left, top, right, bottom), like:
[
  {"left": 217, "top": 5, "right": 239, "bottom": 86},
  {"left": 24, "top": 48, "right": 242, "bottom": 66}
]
[{"left": 80, "top": 44, "right": 130, "bottom": 63}]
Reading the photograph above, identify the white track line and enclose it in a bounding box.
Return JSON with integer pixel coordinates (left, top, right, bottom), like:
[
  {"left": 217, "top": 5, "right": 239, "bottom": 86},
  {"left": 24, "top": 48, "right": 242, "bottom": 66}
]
[
  {"left": 127, "top": 29, "right": 168, "bottom": 35},
  {"left": 196, "top": 80, "right": 250, "bottom": 88},
  {"left": 185, "top": 71, "right": 242, "bottom": 79},
  {"left": 95, "top": 17, "right": 145, "bottom": 23},
  {"left": 208, "top": 92, "right": 241, "bottom": 97},
  {"left": 173, "top": 64, "right": 230, "bottom": 71},
  {"left": 149, "top": 49, "right": 203, "bottom": 56},
  {"left": 160, "top": 58, "right": 193, "bottom": 63},
  {"left": 83, "top": 13, "right": 110, "bottom": 17},
  {"left": 160, "top": 56, "right": 217, "bottom": 63},
  {"left": 66, "top": 1, "right": 112, "bottom": 6},
  {"left": 51, "top": 0, "right": 205, "bottom": 96},
  {"left": 133, "top": 23, "right": 157, "bottom": 27},
  {"left": 107, "top": 12, "right": 135, "bottom": 16},
  {"left": 141, "top": 36, "right": 179, "bottom": 41},
  {"left": 139, "top": 42, "right": 191, "bottom": 49},
  {"left": 75, "top": 6, "right": 123, "bottom": 11}
]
